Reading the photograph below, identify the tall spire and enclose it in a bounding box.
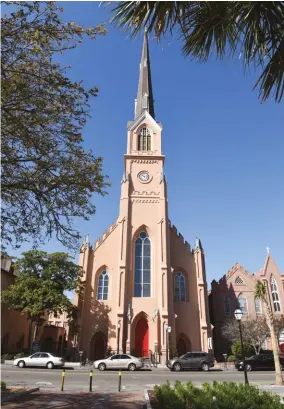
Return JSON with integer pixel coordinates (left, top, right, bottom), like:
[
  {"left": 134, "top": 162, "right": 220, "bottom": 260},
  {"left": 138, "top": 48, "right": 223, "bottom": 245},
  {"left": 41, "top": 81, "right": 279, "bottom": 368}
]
[{"left": 135, "top": 29, "right": 155, "bottom": 119}]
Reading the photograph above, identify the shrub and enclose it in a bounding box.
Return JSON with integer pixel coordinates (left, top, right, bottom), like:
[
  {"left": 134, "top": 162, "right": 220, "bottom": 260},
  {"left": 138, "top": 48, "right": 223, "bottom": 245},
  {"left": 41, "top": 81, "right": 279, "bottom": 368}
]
[
  {"left": 14, "top": 352, "right": 28, "bottom": 359},
  {"left": 152, "top": 381, "right": 283, "bottom": 409},
  {"left": 1, "top": 381, "right": 7, "bottom": 391},
  {"left": 227, "top": 355, "right": 236, "bottom": 362},
  {"left": 231, "top": 340, "right": 252, "bottom": 359},
  {"left": 1, "top": 353, "right": 13, "bottom": 361}
]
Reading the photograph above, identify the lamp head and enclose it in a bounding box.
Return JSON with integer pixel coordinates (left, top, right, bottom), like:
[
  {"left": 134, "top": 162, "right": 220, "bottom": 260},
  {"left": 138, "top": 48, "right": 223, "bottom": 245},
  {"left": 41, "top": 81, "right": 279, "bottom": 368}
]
[{"left": 234, "top": 309, "right": 243, "bottom": 321}]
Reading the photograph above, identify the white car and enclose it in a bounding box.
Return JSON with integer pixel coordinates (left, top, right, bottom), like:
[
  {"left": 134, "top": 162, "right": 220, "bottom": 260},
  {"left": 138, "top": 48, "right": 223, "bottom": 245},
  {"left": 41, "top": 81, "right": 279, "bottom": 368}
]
[
  {"left": 13, "top": 352, "right": 65, "bottom": 369},
  {"left": 94, "top": 354, "right": 143, "bottom": 371}
]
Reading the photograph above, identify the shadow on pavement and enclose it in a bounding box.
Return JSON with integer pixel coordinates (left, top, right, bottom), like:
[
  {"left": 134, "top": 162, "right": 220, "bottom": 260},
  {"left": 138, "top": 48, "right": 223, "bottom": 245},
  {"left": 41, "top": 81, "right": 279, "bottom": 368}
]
[{"left": 2, "top": 390, "right": 145, "bottom": 408}]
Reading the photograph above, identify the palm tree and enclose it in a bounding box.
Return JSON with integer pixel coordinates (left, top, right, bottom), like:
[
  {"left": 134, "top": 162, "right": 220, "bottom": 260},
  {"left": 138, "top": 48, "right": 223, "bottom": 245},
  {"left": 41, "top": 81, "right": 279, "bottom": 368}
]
[
  {"left": 255, "top": 280, "right": 283, "bottom": 385},
  {"left": 110, "top": 1, "right": 284, "bottom": 103}
]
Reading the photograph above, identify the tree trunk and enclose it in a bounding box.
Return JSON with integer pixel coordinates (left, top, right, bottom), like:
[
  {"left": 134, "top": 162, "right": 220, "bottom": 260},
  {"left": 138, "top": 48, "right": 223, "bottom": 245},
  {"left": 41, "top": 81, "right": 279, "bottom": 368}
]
[
  {"left": 269, "top": 322, "right": 283, "bottom": 385},
  {"left": 33, "top": 322, "right": 38, "bottom": 342},
  {"left": 263, "top": 301, "right": 283, "bottom": 385}
]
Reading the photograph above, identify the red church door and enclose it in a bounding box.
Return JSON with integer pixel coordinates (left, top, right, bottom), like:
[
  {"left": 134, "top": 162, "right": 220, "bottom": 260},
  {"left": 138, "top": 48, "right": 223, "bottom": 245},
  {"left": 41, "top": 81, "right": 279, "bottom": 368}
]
[{"left": 135, "top": 317, "right": 149, "bottom": 357}]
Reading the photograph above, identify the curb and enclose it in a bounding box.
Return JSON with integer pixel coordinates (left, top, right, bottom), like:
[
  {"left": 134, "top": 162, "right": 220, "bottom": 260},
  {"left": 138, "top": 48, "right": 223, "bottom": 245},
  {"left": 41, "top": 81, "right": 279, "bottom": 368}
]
[
  {"left": 144, "top": 389, "right": 152, "bottom": 409},
  {"left": 1, "top": 387, "right": 39, "bottom": 403}
]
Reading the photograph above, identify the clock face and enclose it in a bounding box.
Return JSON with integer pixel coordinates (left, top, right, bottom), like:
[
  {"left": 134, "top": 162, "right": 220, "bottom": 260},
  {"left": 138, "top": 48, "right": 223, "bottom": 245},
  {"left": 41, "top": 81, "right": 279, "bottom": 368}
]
[{"left": 138, "top": 171, "right": 150, "bottom": 182}]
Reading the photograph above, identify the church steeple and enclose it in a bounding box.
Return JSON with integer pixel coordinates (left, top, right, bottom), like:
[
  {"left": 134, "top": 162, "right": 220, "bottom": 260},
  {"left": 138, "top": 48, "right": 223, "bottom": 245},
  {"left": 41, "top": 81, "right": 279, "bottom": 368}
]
[{"left": 135, "top": 29, "right": 155, "bottom": 119}]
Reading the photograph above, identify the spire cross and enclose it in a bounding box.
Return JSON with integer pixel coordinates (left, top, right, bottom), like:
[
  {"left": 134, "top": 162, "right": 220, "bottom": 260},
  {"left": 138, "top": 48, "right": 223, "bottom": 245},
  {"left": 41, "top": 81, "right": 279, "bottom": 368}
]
[{"left": 266, "top": 247, "right": 270, "bottom": 254}]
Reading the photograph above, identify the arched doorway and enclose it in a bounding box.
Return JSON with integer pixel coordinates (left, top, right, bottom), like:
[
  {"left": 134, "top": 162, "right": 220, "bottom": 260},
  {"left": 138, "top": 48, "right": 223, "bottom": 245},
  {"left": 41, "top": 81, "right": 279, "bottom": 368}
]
[
  {"left": 177, "top": 338, "right": 187, "bottom": 356},
  {"left": 92, "top": 331, "right": 107, "bottom": 360},
  {"left": 135, "top": 317, "right": 149, "bottom": 357}
]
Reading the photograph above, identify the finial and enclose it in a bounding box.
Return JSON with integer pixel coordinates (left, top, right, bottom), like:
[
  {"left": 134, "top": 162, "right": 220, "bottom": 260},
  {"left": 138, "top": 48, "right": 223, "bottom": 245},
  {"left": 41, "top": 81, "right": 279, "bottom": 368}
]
[
  {"left": 266, "top": 247, "right": 270, "bottom": 254},
  {"left": 195, "top": 237, "right": 200, "bottom": 249}
]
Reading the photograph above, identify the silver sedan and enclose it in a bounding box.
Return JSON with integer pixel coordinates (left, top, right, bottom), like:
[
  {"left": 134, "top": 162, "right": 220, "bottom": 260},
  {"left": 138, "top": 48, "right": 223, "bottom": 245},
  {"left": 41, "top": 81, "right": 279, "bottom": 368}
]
[
  {"left": 94, "top": 354, "right": 143, "bottom": 371},
  {"left": 13, "top": 352, "right": 65, "bottom": 369}
]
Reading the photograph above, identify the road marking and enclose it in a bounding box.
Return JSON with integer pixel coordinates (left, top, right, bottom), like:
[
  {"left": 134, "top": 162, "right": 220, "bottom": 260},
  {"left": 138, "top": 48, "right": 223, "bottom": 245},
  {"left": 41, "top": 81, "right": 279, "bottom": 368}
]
[{"left": 36, "top": 382, "right": 53, "bottom": 386}]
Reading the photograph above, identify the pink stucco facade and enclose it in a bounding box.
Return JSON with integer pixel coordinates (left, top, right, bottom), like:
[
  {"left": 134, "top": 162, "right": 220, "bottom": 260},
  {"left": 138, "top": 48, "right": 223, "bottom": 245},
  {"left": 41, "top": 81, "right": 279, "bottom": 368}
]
[
  {"left": 209, "top": 253, "right": 284, "bottom": 360},
  {"left": 75, "top": 34, "right": 211, "bottom": 363},
  {"left": 1, "top": 253, "right": 34, "bottom": 353}
]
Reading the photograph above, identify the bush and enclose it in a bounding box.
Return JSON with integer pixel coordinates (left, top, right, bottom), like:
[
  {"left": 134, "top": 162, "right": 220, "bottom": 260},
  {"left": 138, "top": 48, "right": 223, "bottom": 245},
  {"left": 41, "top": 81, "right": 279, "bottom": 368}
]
[
  {"left": 1, "top": 381, "right": 7, "bottom": 391},
  {"left": 1, "top": 353, "right": 13, "bottom": 361},
  {"left": 14, "top": 352, "right": 28, "bottom": 359},
  {"left": 231, "top": 341, "right": 252, "bottom": 359},
  {"left": 152, "top": 381, "right": 283, "bottom": 409},
  {"left": 227, "top": 355, "right": 236, "bottom": 362}
]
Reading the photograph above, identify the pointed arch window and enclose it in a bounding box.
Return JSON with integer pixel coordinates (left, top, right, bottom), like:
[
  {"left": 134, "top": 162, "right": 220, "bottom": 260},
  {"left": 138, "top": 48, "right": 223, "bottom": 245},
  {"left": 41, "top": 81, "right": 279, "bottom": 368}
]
[
  {"left": 224, "top": 296, "right": 231, "bottom": 315},
  {"left": 138, "top": 127, "right": 151, "bottom": 151},
  {"left": 174, "top": 272, "right": 186, "bottom": 302},
  {"left": 134, "top": 231, "right": 151, "bottom": 297},
  {"left": 237, "top": 293, "right": 248, "bottom": 315},
  {"left": 271, "top": 276, "right": 281, "bottom": 312},
  {"left": 97, "top": 270, "right": 109, "bottom": 300},
  {"left": 254, "top": 297, "right": 262, "bottom": 315}
]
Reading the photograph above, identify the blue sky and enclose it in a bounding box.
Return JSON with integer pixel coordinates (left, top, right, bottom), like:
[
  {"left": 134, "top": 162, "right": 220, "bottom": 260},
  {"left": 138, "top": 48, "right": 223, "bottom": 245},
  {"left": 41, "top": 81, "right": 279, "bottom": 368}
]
[{"left": 8, "top": 2, "right": 284, "bottom": 288}]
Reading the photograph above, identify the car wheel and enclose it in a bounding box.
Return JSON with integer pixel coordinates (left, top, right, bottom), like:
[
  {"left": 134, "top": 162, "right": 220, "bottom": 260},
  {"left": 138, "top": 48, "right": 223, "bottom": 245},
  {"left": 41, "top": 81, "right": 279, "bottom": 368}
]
[
  {"left": 245, "top": 364, "right": 252, "bottom": 371},
  {"left": 173, "top": 363, "right": 182, "bottom": 372},
  {"left": 201, "top": 363, "right": 209, "bottom": 372},
  {"left": 98, "top": 363, "right": 106, "bottom": 371},
  {"left": 128, "top": 363, "right": 136, "bottom": 371},
  {"left": 46, "top": 362, "right": 54, "bottom": 369},
  {"left": 18, "top": 360, "right": 25, "bottom": 368}
]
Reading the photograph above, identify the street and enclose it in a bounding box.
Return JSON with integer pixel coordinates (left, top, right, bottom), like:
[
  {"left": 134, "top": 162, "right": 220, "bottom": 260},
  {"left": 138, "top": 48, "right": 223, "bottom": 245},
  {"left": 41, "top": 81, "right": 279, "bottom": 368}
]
[{"left": 2, "top": 365, "right": 282, "bottom": 393}]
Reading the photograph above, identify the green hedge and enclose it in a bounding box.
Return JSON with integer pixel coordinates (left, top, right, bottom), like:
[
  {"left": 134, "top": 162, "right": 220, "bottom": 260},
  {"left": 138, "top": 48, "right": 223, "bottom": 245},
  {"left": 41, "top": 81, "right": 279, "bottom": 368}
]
[
  {"left": 1, "top": 353, "right": 14, "bottom": 360},
  {"left": 152, "top": 381, "right": 283, "bottom": 409},
  {"left": 227, "top": 355, "right": 236, "bottom": 362},
  {"left": 14, "top": 352, "right": 29, "bottom": 359},
  {"left": 1, "top": 381, "right": 7, "bottom": 391}
]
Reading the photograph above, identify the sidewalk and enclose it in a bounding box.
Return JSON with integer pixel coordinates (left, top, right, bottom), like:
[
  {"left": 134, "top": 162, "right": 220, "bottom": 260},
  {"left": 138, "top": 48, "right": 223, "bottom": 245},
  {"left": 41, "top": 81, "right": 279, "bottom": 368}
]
[{"left": 2, "top": 390, "right": 145, "bottom": 408}]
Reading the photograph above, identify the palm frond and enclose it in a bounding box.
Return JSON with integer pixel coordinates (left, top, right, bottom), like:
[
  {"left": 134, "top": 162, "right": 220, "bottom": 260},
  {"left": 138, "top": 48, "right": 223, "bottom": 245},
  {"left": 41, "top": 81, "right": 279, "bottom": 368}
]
[
  {"left": 254, "top": 280, "right": 267, "bottom": 300},
  {"left": 110, "top": 1, "right": 284, "bottom": 102}
]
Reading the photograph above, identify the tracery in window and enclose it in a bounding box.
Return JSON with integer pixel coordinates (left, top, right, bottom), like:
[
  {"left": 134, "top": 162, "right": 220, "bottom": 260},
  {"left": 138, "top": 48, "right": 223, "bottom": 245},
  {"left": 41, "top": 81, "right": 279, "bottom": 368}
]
[{"left": 174, "top": 272, "right": 186, "bottom": 302}]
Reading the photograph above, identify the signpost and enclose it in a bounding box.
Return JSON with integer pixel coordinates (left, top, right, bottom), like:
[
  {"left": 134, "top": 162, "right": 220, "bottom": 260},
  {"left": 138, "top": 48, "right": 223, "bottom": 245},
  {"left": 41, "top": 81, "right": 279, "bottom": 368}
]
[
  {"left": 223, "top": 353, "right": 228, "bottom": 370},
  {"left": 79, "top": 350, "right": 84, "bottom": 367}
]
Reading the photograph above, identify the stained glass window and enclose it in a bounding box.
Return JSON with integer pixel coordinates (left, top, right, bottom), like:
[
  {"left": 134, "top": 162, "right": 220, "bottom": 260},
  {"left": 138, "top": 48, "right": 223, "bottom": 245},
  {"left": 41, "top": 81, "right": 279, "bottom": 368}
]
[
  {"left": 224, "top": 296, "right": 231, "bottom": 315},
  {"left": 174, "top": 272, "right": 186, "bottom": 302},
  {"left": 97, "top": 271, "right": 109, "bottom": 300},
  {"left": 134, "top": 231, "right": 151, "bottom": 297}
]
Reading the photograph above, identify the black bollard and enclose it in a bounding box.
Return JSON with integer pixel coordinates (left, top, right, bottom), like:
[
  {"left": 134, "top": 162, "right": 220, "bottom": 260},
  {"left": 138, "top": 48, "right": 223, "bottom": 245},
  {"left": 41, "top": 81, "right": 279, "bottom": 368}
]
[
  {"left": 61, "top": 369, "right": 65, "bottom": 392},
  {"left": 118, "top": 369, "right": 122, "bottom": 392},
  {"left": 89, "top": 369, "right": 93, "bottom": 392}
]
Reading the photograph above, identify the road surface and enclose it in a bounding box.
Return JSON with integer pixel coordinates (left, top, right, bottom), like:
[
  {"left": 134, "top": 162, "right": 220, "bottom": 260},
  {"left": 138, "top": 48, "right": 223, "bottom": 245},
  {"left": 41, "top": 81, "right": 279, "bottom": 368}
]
[{"left": 2, "top": 365, "right": 282, "bottom": 393}]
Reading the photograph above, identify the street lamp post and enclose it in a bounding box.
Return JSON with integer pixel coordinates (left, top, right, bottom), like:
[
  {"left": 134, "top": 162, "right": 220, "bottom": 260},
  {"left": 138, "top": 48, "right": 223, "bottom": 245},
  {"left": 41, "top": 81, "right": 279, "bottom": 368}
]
[
  {"left": 165, "top": 324, "right": 172, "bottom": 363},
  {"left": 117, "top": 322, "right": 121, "bottom": 354},
  {"left": 234, "top": 309, "right": 249, "bottom": 384}
]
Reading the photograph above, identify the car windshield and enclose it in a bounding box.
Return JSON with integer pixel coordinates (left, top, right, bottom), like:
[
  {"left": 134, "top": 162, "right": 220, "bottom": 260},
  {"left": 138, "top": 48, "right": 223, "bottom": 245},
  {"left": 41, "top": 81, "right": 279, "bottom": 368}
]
[
  {"left": 48, "top": 353, "right": 57, "bottom": 357},
  {"left": 248, "top": 356, "right": 257, "bottom": 360}
]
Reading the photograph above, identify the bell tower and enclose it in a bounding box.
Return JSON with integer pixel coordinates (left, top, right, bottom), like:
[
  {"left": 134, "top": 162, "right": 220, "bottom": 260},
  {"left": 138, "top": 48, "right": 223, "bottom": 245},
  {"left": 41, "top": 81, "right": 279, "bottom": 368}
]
[{"left": 118, "top": 30, "right": 173, "bottom": 359}]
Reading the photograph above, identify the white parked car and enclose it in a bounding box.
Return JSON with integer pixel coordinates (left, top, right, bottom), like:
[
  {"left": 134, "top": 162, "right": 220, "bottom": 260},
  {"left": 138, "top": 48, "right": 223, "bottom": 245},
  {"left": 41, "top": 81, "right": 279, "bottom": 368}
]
[
  {"left": 94, "top": 354, "right": 143, "bottom": 371},
  {"left": 13, "top": 352, "right": 65, "bottom": 369}
]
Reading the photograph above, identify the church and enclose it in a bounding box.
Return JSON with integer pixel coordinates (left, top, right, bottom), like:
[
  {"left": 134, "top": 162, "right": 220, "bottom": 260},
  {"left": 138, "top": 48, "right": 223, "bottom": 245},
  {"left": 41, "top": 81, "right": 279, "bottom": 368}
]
[{"left": 75, "top": 32, "right": 212, "bottom": 364}]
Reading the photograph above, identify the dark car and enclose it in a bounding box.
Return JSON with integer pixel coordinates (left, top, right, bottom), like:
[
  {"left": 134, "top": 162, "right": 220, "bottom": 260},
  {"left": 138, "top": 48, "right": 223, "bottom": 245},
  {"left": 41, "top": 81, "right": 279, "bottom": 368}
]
[
  {"left": 167, "top": 351, "right": 214, "bottom": 372},
  {"left": 235, "top": 354, "right": 284, "bottom": 371}
]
